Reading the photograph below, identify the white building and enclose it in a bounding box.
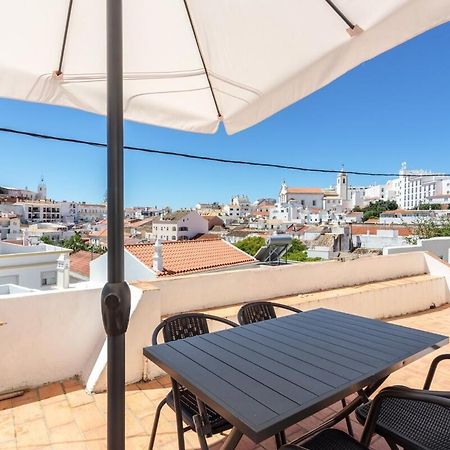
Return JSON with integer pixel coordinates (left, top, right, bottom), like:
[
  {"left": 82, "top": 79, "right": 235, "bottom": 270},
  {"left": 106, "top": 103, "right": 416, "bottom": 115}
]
[
  {"left": 27, "top": 223, "right": 75, "bottom": 243},
  {"left": 15, "top": 201, "right": 62, "bottom": 223},
  {"left": 151, "top": 210, "right": 208, "bottom": 241},
  {"left": 0, "top": 241, "right": 70, "bottom": 290},
  {"left": 397, "top": 162, "right": 446, "bottom": 209},
  {"left": 279, "top": 183, "right": 324, "bottom": 209},
  {"left": 0, "top": 213, "right": 21, "bottom": 240},
  {"left": 75, "top": 203, "right": 107, "bottom": 222},
  {"left": 379, "top": 209, "right": 441, "bottom": 225},
  {"left": 222, "top": 195, "right": 253, "bottom": 220}
]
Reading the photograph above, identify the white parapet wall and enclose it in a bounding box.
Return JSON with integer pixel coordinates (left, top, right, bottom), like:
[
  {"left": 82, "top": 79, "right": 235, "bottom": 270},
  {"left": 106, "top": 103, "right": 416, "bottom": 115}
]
[
  {"left": 384, "top": 237, "right": 450, "bottom": 262},
  {"left": 152, "top": 252, "right": 428, "bottom": 316},
  {"left": 0, "top": 286, "right": 104, "bottom": 393}
]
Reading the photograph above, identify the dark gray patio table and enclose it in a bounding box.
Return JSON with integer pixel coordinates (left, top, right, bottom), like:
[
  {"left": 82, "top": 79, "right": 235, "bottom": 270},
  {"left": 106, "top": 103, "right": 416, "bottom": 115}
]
[{"left": 143, "top": 308, "right": 448, "bottom": 450}]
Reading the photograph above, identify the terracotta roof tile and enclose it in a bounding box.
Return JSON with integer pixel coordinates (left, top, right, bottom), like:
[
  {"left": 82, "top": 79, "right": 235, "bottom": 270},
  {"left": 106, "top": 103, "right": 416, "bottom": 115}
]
[
  {"left": 69, "top": 250, "right": 101, "bottom": 278},
  {"left": 351, "top": 224, "right": 414, "bottom": 237},
  {"left": 287, "top": 187, "right": 323, "bottom": 194},
  {"left": 125, "top": 239, "right": 256, "bottom": 276}
]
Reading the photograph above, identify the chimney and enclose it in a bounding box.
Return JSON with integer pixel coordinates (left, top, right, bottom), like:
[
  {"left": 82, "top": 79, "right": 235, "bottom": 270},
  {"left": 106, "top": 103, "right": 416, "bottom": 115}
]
[
  {"left": 153, "top": 239, "right": 164, "bottom": 273},
  {"left": 22, "top": 229, "right": 29, "bottom": 246},
  {"left": 57, "top": 254, "right": 70, "bottom": 289}
]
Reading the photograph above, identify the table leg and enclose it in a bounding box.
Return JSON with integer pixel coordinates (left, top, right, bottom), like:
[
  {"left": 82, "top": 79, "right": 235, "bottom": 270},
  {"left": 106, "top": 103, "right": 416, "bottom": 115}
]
[
  {"left": 220, "top": 428, "right": 243, "bottom": 450},
  {"left": 288, "top": 376, "right": 389, "bottom": 445},
  {"left": 171, "top": 379, "right": 186, "bottom": 450}
]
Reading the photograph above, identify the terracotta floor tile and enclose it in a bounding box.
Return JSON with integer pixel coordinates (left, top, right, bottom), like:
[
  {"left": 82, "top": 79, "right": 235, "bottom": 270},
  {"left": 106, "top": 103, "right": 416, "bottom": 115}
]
[
  {"left": 92, "top": 393, "right": 107, "bottom": 414},
  {"left": 11, "top": 390, "right": 38, "bottom": 408},
  {"left": 0, "top": 399, "right": 12, "bottom": 412},
  {"left": 42, "top": 399, "right": 74, "bottom": 429},
  {"left": 0, "top": 412, "right": 15, "bottom": 444},
  {"left": 15, "top": 418, "right": 49, "bottom": 447},
  {"left": 52, "top": 443, "right": 88, "bottom": 450},
  {"left": 13, "top": 401, "right": 43, "bottom": 425},
  {"left": 37, "top": 383, "right": 65, "bottom": 405},
  {"left": 85, "top": 439, "right": 107, "bottom": 450},
  {"left": 83, "top": 425, "right": 106, "bottom": 441},
  {"left": 63, "top": 378, "right": 83, "bottom": 394},
  {"left": 72, "top": 404, "right": 106, "bottom": 433},
  {"left": 49, "top": 421, "right": 84, "bottom": 444},
  {"left": 66, "top": 389, "right": 95, "bottom": 409},
  {"left": 125, "top": 410, "right": 146, "bottom": 437},
  {"left": 125, "top": 391, "right": 154, "bottom": 419}
]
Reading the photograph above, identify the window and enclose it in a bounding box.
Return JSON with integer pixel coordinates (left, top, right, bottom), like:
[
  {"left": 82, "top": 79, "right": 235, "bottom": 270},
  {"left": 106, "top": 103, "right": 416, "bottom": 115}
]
[
  {"left": 312, "top": 200, "right": 316, "bottom": 206},
  {"left": 41, "top": 271, "right": 57, "bottom": 287}
]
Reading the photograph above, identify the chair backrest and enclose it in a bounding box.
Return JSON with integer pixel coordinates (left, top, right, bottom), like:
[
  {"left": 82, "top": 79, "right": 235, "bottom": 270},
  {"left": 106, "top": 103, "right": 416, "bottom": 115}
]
[
  {"left": 238, "top": 301, "right": 302, "bottom": 325},
  {"left": 152, "top": 312, "right": 238, "bottom": 345}
]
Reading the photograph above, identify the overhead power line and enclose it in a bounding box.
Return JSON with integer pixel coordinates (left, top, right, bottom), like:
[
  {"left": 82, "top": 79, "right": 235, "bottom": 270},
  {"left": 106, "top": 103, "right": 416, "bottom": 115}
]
[{"left": 0, "top": 126, "right": 448, "bottom": 178}]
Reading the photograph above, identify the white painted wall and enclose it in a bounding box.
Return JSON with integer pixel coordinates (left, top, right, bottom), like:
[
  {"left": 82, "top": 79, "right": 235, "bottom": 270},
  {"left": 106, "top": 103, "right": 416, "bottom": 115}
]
[
  {"left": 0, "top": 243, "right": 70, "bottom": 290},
  {"left": 0, "top": 286, "right": 104, "bottom": 393},
  {"left": 151, "top": 252, "right": 427, "bottom": 316},
  {"left": 90, "top": 250, "right": 156, "bottom": 284},
  {"left": 384, "top": 237, "right": 450, "bottom": 261}
]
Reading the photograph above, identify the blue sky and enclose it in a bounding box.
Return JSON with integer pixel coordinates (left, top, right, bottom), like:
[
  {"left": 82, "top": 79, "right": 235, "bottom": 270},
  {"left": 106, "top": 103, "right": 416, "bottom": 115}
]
[{"left": 0, "top": 23, "right": 449, "bottom": 209}]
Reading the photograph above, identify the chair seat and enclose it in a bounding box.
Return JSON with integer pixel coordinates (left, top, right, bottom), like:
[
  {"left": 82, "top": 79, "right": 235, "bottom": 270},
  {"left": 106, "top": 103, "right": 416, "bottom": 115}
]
[
  {"left": 284, "top": 429, "right": 367, "bottom": 450},
  {"left": 166, "top": 387, "right": 232, "bottom": 434},
  {"left": 356, "top": 398, "right": 450, "bottom": 450}
]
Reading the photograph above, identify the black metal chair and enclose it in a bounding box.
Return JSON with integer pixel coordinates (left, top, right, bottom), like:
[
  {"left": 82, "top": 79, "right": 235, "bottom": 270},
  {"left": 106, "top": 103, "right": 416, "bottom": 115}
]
[
  {"left": 148, "top": 312, "right": 238, "bottom": 450},
  {"left": 281, "top": 386, "right": 450, "bottom": 450},
  {"left": 355, "top": 354, "right": 450, "bottom": 450},
  {"left": 237, "top": 301, "right": 302, "bottom": 325}
]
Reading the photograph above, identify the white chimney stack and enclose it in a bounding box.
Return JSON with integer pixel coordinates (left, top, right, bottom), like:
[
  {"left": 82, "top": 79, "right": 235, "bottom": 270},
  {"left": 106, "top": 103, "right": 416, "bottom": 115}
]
[
  {"left": 57, "top": 254, "right": 70, "bottom": 289},
  {"left": 153, "top": 239, "right": 164, "bottom": 273}
]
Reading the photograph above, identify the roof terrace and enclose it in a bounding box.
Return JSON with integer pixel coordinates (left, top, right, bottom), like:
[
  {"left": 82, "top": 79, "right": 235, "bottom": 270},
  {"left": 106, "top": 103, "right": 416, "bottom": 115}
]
[{"left": 0, "top": 251, "right": 449, "bottom": 449}]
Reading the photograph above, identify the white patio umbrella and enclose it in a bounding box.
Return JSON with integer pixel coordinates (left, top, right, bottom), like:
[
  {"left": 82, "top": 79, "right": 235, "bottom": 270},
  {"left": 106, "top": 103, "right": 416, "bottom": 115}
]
[{"left": 0, "top": 1, "right": 449, "bottom": 449}]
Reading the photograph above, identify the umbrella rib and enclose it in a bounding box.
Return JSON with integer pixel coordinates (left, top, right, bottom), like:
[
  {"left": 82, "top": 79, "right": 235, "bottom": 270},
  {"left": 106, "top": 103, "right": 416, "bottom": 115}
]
[
  {"left": 55, "top": 0, "right": 74, "bottom": 76},
  {"left": 324, "top": 0, "right": 355, "bottom": 30},
  {"left": 182, "top": 0, "right": 222, "bottom": 119}
]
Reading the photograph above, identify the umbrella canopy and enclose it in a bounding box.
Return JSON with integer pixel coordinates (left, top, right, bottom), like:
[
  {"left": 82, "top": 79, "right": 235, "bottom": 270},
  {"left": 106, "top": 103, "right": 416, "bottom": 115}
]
[
  {"left": 1, "top": 0, "right": 449, "bottom": 135},
  {"left": 1, "top": 2, "right": 449, "bottom": 450}
]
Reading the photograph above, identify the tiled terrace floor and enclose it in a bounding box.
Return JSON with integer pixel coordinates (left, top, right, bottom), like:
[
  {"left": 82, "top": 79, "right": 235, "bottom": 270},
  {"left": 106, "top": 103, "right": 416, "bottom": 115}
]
[{"left": 1, "top": 306, "right": 449, "bottom": 450}]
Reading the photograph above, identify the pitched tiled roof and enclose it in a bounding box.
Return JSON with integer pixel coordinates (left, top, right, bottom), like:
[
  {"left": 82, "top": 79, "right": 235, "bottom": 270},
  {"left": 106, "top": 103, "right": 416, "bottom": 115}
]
[
  {"left": 125, "top": 239, "right": 256, "bottom": 276},
  {"left": 154, "top": 211, "right": 190, "bottom": 223},
  {"left": 287, "top": 187, "right": 323, "bottom": 194},
  {"left": 70, "top": 250, "right": 101, "bottom": 278}
]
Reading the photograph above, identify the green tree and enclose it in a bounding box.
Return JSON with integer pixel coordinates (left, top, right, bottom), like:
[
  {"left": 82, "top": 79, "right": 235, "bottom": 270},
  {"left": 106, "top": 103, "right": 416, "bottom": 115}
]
[
  {"left": 235, "top": 236, "right": 265, "bottom": 256},
  {"left": 39, "top": 231, "right": 106, "bottom": 254},
  {"left": 285, "top": 238, "right": 322, "bottom": 262},
  {"left": 405, "top": 216, "right": 450, "bottom": 244},
  {"left": 39, "top": 235, "right": 53, "bottom": 245},
  {"left": 353, "top": 200, "right": 398, "bottom": 222},
  {"left": 60, "top": 233, "right": 88, "bottom": 252},
  {"left": 417, "top": 203, "right": 442, "bottom": 211}
]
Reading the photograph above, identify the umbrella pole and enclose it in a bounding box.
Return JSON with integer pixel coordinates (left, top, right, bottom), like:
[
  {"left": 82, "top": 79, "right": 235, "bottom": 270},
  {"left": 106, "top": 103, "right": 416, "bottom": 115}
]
[{"left": 101, "top": 1, "right": 131, "bottom": 450}]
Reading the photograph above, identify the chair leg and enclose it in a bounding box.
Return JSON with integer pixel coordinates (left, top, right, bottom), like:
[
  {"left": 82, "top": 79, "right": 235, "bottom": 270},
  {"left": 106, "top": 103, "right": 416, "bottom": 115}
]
[
  {"left": 148, "top": 398, "right": 166, "bottom": 450},
  {"left": 341, "top": 398, "right": 354, "bottom": 437},
  {"left": 385, "top": 438, "right": 400, "bottom": 450}
]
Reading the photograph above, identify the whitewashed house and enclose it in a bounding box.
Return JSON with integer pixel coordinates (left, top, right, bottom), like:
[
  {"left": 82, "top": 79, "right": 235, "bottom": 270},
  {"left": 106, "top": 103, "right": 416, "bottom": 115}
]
[
  {"left": 0, "top": 241, "right": 71, "bottom": 289},
  {"left": 151, "top": 210, "right": 208, "bottom": 241},
  {"left": 0, "top": 214, "right": 21, "bottom": 240}
]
